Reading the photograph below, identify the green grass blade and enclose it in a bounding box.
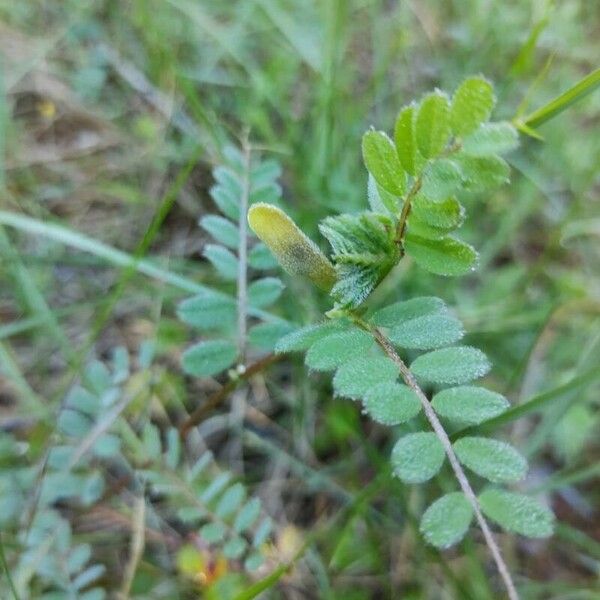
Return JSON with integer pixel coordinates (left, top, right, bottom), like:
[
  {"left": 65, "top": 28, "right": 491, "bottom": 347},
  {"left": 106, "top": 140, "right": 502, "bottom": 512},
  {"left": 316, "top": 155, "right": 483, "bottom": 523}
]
[
  {"left": 0, "top": 227, "right": 71, "bottom": 355},
  {"left": 0, "top": 531, "right": 20, "bottom": 600},
  {"left": 518, "top": 67, "right": 600, "bottom": 130},
  {"left": 451, "top": 366, "right": 600, "bottom": 440},
  {"left": 531, "top": 462, "right": 600, "bottom": 494},
  {"left": 0, "top": 341, "right": 48, "bottom": 416},
  {"left": 0, "top": 212, "right": 285, "bottom": 324},
  {"left": 232, "top": 562, "right": 291, "bottom": 600},
  {"left": 555, "top": 523, "right": 600, "bottom": 561},
  {"left": 0, "top": 210, "right": 209, "bottom": 295}
]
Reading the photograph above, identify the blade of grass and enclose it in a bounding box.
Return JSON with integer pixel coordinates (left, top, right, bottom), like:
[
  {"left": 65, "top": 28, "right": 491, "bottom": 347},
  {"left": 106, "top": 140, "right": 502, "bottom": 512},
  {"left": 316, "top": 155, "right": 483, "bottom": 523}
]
[
  {"left": 451, "top": 365, "right": 600, "bottom": 441},
  {"left": 85, "top": 145, "right": 203, "bottom": 346},
  {"left": 516, "top": 67, "right": 600, "bottom": 131},
  {"left": 0, "top": 211, "right": 280, "bottom": 323},
  {"left": 0, "top": 531, "right": 20, "bottom": 600},
  {"left": 555, "top": 523, "right": 600, "bottom": 561},
  {"left": 0, "top": 304, "right": 92, "bottom": 340},
  {"left": 0, "top": 341, "right": 49, "bottom": 416},
  {"left": 0, "top": 227, "right": 72, "bottom": 357},
  {"left": 257, "top": 0, "right": 322, "bottom": 72},
  {"left": 0, "top": 210, "right": 207, "bottom": 294},
  {"left": 531, "top": 463, "right": 600, "bottom": 494}
]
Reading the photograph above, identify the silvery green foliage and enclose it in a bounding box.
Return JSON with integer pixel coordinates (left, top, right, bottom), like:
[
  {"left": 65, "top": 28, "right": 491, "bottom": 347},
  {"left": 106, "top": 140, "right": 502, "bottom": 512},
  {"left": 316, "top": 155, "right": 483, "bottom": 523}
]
[
  {"left": 274, "top": 77, "right": 554, "bottom": 549},
  {"left": 0, "top": 344, "right": 271, "bottom": 598},
  {"left": 178, "top": 146, "right": 295, "bottom": 378},
  {"left": 137, "top": 425, "right": 272, "bottom": 572},
  {"left": 0, "top": 346, "right": 142, "bottom": 598},
  {"left": 277, "top": 297, "right": 554, "bottom": 548}
]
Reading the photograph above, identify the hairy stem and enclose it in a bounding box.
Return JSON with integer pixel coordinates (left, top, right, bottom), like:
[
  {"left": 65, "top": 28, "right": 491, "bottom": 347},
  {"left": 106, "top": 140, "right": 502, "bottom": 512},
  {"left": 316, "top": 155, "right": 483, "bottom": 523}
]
[
  {"left": 369, "top": 326, "right": 519, "bottom": 600},
  {"left": 395, "top": 140, "right": 462, "bottom": 249},
  {"left": 395, "top": 176, "right": 422, "bottom": 248},
  {"left": 237, "top": 136, "right": 251, "bottom": 363}
]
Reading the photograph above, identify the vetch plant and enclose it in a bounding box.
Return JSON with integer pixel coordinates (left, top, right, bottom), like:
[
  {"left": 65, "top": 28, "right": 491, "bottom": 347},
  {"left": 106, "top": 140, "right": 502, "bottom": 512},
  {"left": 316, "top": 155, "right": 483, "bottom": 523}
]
[
  {"left": 248, "top": 76, "right": 555, "bottom": 600},
  {"left": 178, "top": 142, "right": 297, "bottom": 435}
]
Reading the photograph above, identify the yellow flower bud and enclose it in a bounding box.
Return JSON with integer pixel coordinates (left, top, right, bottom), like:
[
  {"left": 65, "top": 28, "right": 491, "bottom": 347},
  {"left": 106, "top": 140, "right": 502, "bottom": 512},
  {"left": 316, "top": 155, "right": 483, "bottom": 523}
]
[{"left": 248, "top": 203, "right": 337, "bottom": 292}]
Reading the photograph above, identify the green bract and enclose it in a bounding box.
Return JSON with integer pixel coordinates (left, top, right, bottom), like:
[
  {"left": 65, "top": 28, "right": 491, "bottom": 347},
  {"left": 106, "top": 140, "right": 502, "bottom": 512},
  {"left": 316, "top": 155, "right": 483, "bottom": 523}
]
[
  {"left": 362, "top": 130, "right": 407, "bottom": 195},
  {"left": 362, "top": 382, "right": 421, "bottom": 425},
  {"left": 450, "top": 76, "right": 496, "bottom": 136},
  {"left": 453, "top": 437, "right": 528, "bottom": 483},
  {"left": 388, "top": 313, "right": 464, "bottom": 350},
  {"left": 420, "top": 493, "right": 473, "bottom": 549},
  {"left": 319, "top": 212, "right": 399, "bottom": 308},
  {"left": 432, "top": 386, "right": 509, "bottom": 425},
  {"left": 182, "top": 340, "right": 238, "bottom": 377},
  {"left": 333, "top": 354, "right": 398, "bottom": 400},
  {"left": 478, "top": 489, "right": 555, "bottom": 538},
  {"left": 305, "top": 329, "right": 373, "bottom": 371},
  {"left": 410, "top": 346, "right": 491, "bottom": 385},
  {"left": 391, "top": 432, "right": 445, "bottom": 483}
]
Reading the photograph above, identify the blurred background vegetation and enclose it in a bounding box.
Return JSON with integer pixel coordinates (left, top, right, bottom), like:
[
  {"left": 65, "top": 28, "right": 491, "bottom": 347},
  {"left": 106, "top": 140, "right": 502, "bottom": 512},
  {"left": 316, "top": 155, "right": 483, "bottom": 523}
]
[{"left": 0, "top": 0, "right": 598, "bottom": 598}]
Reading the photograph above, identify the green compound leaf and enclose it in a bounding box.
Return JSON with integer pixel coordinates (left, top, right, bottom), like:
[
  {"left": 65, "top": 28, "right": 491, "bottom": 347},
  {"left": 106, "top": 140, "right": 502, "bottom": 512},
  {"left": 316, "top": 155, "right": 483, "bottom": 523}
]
[
  {"left": 250, "top": 182, "right": 281, "bottom": 205},
  {"left": 367, "top": 174, "right": 401, "bottom": 216},
  {"left": 453, "top": 436, "right": 527, "bottom": 483},
  {"left": 248, "top": 277, "right": 284, "bottom": 308},
  {"left": 182, "top": 340, "right": 237, "bottom": 377},
  {"left": 253, "top": 517, "right": 273, "bottom": 547},
  {"left": 275, "top": 321, "right": 346, "bottom": 353},
  {"left": 411, "top": 346, "right": 491, "bottom": 385},
  {"left": 210, "top": 183, "right": 240, "bottom": 221},
  {"left": 416, "top": 91, "right": 451, "bottom": 159},
  {"left": 371, "top": 296, "right": 446, "bottom": 327},
  {"left": 362, "top": 382, "right": 421, "bottom": 425},
  {"left": 420, "top": 492, "right": 473, "bottom": 549},
  {"left": 251, "top": 158, "right": 281, "bottom": 187},
  {"left": 200, "top": 522, "right": 227, "bottom": 544},
  {"left": 462, "top": 122, "right": 519, "bottom": 157},
  {"left": 305, "top": 329, "right": 374, "bottom": 372},
  {"left": 214, "top": 165, "right": 242, "bottom": 197},
  {"left": 420, "top": 159, "right": 463, "bottom": 201},
  {"left": 244, "top": 552, "right": 265, "bottom": 572},
  {"left": 450, "top": 76, "right": 496, "bottom": 137},
  {"left": 388, "top": 313, "right": 464, "bottom": 350},
  {"left": 391, "top": 432, "right": 445, "bottom": 483},
  {"left": 404, "top": 234, "right": 478, "bottom": 276},
  {"left": 248, "top": 322, "right": 295, "bottom": 351},
  {"left": 201, "top": 472, "right": 232, "bottom": 503},
  {"left": 248, "top": 243, "right": 278, "bottom": 270},
  {"left": 320, "top": 212, "right": 399, "bottom": 308},
  {"left": 411, "top": 195, "right": 464, "bottom": 230},
  {"left": 407, "top": 215, "right": 451, "bottom": 240},
  {"left": 203, "top": 244, "right": 238, "bottom": 281},
  {"left": 223, "top": 537, "right": 247, "bottom": 560},
  {"left": 234, "top": 498, "right": 262, "bottom": 533},
  {"left": 456, "top": 155, "right": 510, "bottom": 193},
  {"left": 362, "top": 130, "right": 407, "bottom": 196},
  {"left": 478, "top": 488, "right": 555, "bottom": 538},
  {"left": 177, "top": 292, "right": 236, "bottom": 331},
  {"left": 432, "top": 386, "right": 509, "bottom": 425},
  {"left": 216, "top": 483, "right": 246, "bottom": 518},
  {"left": 333, "top": 354, "right": 398, "bottom": 401},
  {"left": 200, "top": 215, "right": 239, "bottom": 249},
  {"left": 394, "top": 104, "right": 418, "bottom": 175}
]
